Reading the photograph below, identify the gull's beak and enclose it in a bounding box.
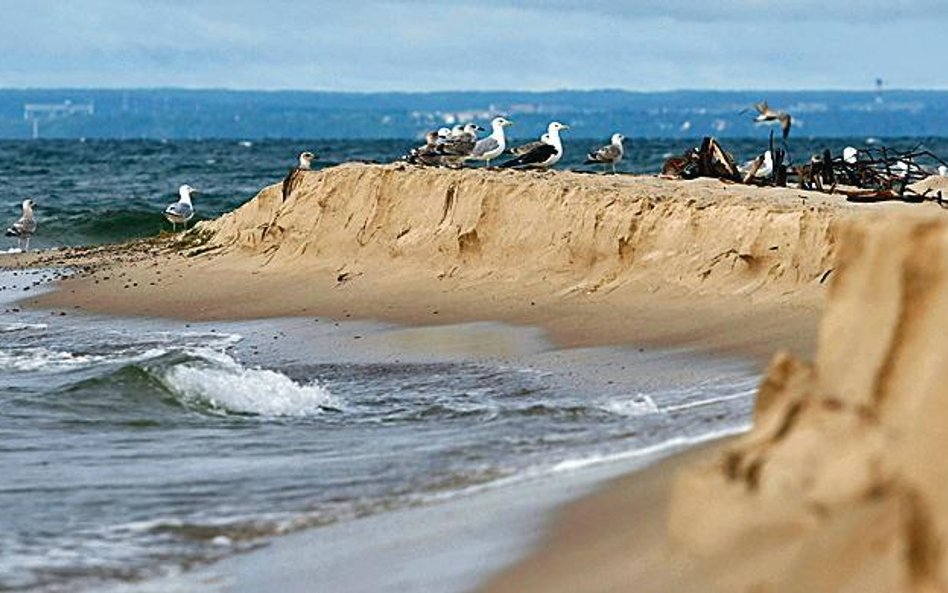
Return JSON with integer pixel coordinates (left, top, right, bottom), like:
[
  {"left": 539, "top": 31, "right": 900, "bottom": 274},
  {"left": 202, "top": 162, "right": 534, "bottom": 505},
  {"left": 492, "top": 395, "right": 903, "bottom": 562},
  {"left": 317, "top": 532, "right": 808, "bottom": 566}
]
[{"left": 561, "top": 125, "right": 570, "bottom": 130}]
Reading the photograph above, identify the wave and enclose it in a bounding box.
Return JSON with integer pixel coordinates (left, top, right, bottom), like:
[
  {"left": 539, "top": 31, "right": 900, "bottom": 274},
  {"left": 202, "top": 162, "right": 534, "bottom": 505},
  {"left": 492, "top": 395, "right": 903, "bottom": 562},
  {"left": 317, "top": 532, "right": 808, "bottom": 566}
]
[
  {"left": 4, "top": 341, "right": 338, "bottom": 418},
  {"left": 0, "top": 346, "right": 108, "bottom": 372},
  {"left": 0, "top": 322, "right": 48, "bottom": 333},
  {"left": 600, "top": 394, "right": 661, "bottom": 417},
  {"left": 155, "top": 349, "right": 339, "bottom": 417}
]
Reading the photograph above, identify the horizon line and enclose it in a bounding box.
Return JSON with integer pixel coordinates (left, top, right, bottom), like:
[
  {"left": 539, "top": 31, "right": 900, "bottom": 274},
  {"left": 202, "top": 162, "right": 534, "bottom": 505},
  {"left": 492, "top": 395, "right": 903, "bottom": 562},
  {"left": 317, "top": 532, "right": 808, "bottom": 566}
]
[{"left": 0, "top": 86, "right": 943, "bottom": 95}]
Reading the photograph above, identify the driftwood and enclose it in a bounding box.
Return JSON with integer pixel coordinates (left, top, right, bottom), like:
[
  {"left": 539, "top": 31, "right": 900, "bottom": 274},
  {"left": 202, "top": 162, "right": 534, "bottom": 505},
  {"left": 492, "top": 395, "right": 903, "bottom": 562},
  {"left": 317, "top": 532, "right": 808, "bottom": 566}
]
[
  {"left": 663, "top": 136, "right": 948, "bottom": 208},
  {"left": 661, "top": 137, "right": 740, "bottom": 181}
]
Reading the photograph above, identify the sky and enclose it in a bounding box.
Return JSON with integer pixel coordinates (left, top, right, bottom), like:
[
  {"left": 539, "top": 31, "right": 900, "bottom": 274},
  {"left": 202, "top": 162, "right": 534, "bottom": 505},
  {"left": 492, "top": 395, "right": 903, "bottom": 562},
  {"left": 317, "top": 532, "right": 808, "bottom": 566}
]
[{"left": 0, "top": 0, "right": 944, "bottom": 91}]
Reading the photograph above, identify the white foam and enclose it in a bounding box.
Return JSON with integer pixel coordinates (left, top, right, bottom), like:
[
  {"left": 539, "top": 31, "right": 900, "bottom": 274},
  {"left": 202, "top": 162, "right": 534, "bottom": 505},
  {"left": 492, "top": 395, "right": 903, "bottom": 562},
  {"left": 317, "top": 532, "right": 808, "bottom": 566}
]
[
  {"left": 160, "top": 350, "right": 339, "bottom": 417},
  {"left": 0, "top": 322, "right": 48, "bottom": 333},
  {"left": 0, "top": 347, "right": 105, "bottom": 372},
  {"left": 663, "top": 389, "right": 756, "bottom": 413},
  {"left": 601, "top": 394, "right": 660, "bottom": 417},
  {"left": 549, "top": 424, "right": 750, "bottom": 474}
]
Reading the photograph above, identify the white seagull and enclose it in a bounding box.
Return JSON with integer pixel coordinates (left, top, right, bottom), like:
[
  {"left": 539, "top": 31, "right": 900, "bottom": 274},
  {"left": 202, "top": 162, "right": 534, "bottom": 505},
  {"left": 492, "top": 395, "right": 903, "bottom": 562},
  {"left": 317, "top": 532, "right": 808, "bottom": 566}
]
[
  {"left": 842, "top": 146, "right": 859, "bottom": 165},
  {"left": 5, "top": 199, "right": 37, "bottom": 251},
  {"left": 468, "top": 117, "right": 513, "bottom": 167},
  {"left": 164, "top": 184, "right": 197, "bottom": 232},
  {"left": 585, "top": 133, "right": 625, "bottom": 174},
  {"left": 500, "top": 122, "right": 569, "bottom": 169}
]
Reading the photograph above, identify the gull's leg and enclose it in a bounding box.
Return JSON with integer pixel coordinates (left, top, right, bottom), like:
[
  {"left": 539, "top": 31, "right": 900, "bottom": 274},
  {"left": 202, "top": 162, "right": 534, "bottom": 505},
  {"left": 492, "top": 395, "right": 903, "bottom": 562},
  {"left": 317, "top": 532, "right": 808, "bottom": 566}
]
[
  {"left": 24, "top": 236, "right": 30, "bottom": 251},
  {"left": 612, "top": 162, "right": 616, "bottom": 174},
  {"left": 172, "top": 221, "right": 176, "bottom": 232}
]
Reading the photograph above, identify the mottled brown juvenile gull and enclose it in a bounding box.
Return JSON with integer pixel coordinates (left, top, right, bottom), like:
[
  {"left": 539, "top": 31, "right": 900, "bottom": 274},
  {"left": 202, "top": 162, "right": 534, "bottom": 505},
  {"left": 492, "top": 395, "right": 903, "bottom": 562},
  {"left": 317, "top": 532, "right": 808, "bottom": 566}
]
[
  {"left": 585, "top": 133, "right": 625, "bottom": 174},
  {"left": 5, "top": 199, "right": 36, "bottom": 251}
]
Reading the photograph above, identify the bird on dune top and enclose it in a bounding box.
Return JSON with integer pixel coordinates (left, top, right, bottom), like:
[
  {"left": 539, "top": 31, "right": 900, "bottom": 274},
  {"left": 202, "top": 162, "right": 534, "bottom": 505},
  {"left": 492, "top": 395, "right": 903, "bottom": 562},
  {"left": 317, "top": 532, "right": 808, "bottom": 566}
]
[
  {"left": 750, "top": 101, "right": 792, "bottom": 140},
  {"left": 468, "top": 117, "right": 513, "bottom": 167},
  {"left": 164, "top": 184, "right": 197, "bottom": 232},
  {"left": 500, "top": 121, "right": 569, "bottom": 169},
  {"left": 585, "top": 133, "right": 625, "bottom": 174},
  {"left": 6, "top": 198, "right": 37, "bottom": 251},
  {"left": 282, "top": 151, "right": 317, "bottom": 202},
  {"left": 509, "top": 133, "right": 550, "bottom": 156}
]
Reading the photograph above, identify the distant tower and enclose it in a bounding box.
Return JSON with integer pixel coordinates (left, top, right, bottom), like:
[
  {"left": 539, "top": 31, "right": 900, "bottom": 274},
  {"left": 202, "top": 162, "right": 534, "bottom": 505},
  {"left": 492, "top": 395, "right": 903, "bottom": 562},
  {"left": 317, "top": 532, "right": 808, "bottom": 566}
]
[{"left": 875, "top": 78, "right": 885, "bottom": 104}]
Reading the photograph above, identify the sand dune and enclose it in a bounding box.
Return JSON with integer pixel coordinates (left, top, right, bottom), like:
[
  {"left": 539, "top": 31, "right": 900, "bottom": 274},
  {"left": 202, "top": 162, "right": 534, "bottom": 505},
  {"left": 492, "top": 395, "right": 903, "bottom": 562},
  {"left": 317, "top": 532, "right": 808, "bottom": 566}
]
[{"left": 204, "top": 163, "right": 841, "bottom": 300}]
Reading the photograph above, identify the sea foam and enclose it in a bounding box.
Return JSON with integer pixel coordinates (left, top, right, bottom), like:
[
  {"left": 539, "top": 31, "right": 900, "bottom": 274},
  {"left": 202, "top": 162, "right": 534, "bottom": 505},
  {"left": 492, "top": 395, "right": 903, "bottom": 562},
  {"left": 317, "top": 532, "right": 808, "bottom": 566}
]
[{"left": 159, "top": 350, "right": 339, "bottom": 417}]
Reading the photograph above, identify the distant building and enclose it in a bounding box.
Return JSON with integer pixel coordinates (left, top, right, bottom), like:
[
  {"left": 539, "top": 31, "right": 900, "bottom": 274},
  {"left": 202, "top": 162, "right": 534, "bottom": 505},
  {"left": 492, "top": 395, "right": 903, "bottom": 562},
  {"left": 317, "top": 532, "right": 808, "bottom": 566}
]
[{"left": 23, "top": 100, "right": 95, "bottom": 139}]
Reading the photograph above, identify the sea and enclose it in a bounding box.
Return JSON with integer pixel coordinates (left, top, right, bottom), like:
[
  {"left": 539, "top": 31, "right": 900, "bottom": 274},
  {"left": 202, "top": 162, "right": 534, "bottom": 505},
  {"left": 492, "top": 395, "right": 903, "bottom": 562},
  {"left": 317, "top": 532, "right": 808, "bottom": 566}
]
[{"left": 0, "top": 136, "right": 944, "bottom": 592}]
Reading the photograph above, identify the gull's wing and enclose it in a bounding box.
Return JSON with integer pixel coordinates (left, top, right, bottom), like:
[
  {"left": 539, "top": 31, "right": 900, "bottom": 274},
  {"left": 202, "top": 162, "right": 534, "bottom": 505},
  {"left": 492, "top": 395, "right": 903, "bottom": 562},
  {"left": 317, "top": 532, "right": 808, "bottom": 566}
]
[
  {"left": 779, "top": 113, "right": 792, "bottom": 139},
  {"left": 282, "top": 167, "right": 306, "bottom": 202},
  {"left": 499, "top": 144, "right": 558, "bottom": 169},
  {"left": 509, "top": 140, "right": 545, "bottom": 156},
  {"left": 164, "top": 201, "right": 193, "bottom": 220},
  {"left": 471, "top": 136, "right": 500, "bottom": 158},
  {"left": 586, "top": 143, "right": 622, "bottom": 164},
  {"left": 5, "top": 215, "right": 35, "bottom": 237}
]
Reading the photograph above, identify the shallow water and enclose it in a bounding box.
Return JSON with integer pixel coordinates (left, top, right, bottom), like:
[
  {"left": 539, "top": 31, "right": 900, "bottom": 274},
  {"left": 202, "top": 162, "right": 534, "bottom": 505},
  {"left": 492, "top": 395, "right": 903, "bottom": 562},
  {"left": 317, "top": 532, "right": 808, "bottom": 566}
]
[{"left": 0, "top": 269, "right": 761, "bottom": 592}]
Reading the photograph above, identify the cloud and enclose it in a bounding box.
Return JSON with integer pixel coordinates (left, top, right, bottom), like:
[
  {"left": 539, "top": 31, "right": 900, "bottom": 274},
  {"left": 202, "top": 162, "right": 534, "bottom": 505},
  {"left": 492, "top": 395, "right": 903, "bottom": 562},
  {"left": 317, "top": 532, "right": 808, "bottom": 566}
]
[
  {"left": 0, "top": 1, "right": 944, "bottom": 90},
  {"left": 382, "top": 0, "right": 948, "bottom": 22}
]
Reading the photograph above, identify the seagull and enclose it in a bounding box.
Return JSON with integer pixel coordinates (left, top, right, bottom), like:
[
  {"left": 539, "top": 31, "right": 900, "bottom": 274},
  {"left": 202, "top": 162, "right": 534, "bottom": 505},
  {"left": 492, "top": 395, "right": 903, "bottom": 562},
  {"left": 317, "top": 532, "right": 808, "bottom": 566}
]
[
  {"left": 406, "top": 131, "right": 447, "bottom": 167},
  {"left": 467, "top": 117, "right": 513, "bottom": 167},
  {"left": 282, "top": 151, "right": 317, "bottom": 202},
  {"left": 500, "top": 122, "right": 569, "bottom": 169},
  {"left": 5, "top": 199, "right": 36, "bottom": 251},
  {"left": 585, "top": 133, "right": 625, "bottom": 174},
  {"left": 842, "top": 146, "right": 859, "bottom": 165},
  {"left": 164, "top": 184, "right": 197, "bottom": 232},
  {"left": 750, "top": 101, "right": 792, "bottom": 139},
  {"left": 434, "top": 123, "right": 483, "bottom": 168},
  {"left": 738, "top": 150, "right": 774, "bottom": 181},
  {"left": 939, "top": 165, "right": 948, "bottom": 177},
  {"left": 438, "top": 123, "right": 482, "bottom": 155},
  {"left": 509, "top": 133, "right": 550, "bottom": 156}
]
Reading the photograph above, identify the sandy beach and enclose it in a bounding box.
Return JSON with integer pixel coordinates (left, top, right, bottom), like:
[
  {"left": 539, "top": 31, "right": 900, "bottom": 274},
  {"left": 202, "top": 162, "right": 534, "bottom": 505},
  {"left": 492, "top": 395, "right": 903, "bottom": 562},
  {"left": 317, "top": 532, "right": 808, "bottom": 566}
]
[{"left": 6, "top": 164, "right": 948, "bottom": 592}]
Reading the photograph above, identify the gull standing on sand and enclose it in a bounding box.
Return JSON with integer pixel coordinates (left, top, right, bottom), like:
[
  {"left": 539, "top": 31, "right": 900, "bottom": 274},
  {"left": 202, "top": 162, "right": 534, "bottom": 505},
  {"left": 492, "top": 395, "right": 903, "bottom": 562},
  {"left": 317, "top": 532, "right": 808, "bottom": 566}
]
[
  {"left": 500, "top": 122, "right": 569, "bottom": 169},
  {"left": 749, "top": 101, "right": 792, "bottom": 140},
  {"left": 435, "top": 123, "right": 482, "bottom": 168},
  {"left": 164, "top": 185, "right": 197, "bottom": 232},
  {"left": 406, "top": 131, "right": 444, "bottom": 166},
  {"left": 5, "top": 199, "right": 37, "bottom": 251},
  {"left": 585, "top": 133, "right": 625, "bottom": 174},
  {"left": 282, "top": 151, "right": 317, "bottom": 202},
  {"left": 467, "top": 117, "right": 513, "bottom": 167}
]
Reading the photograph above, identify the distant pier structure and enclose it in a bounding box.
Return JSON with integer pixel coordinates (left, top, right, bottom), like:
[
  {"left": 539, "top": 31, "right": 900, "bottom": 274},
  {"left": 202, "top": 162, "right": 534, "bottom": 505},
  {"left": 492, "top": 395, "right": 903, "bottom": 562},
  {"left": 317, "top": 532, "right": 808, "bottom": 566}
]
[{"left": 23, "top": 100, "right": 95, "bottom": 139}]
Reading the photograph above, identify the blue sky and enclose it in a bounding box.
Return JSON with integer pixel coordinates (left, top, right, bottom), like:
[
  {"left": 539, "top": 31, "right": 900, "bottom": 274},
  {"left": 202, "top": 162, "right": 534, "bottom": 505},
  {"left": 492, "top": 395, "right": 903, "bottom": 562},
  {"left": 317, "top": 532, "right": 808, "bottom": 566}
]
[{"left": 0, "top": 0, "right": 943, "bottom": 91}]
